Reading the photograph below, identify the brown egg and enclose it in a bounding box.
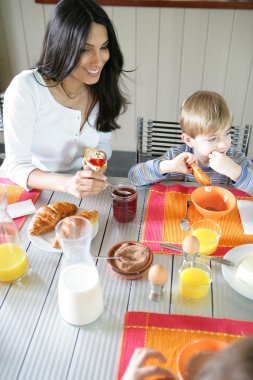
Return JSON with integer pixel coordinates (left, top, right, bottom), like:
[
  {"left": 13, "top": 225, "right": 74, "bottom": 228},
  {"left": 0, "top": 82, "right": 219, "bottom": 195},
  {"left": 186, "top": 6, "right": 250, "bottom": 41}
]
[
  {"left": 148, "top": 264, "right": 168, "bottom": 285},
  {"left": 182, "top": 235, "right": 200, "bottom": 255}
]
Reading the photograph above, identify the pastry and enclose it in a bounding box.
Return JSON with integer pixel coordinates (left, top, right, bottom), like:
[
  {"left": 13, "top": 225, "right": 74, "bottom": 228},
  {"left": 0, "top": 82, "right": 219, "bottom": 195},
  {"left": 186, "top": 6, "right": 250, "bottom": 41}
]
[
  {"left": 28, "top": 202, "right": 78, "bottom": 236},
  {"left": 190, "top": 162, "right": 212, "bottom": 186},
  {"left": 84, "top": 147, "right": 107, "bottom": 173},
  {"left": 53, "top": 209, "right": 99, "bottom": 248}
]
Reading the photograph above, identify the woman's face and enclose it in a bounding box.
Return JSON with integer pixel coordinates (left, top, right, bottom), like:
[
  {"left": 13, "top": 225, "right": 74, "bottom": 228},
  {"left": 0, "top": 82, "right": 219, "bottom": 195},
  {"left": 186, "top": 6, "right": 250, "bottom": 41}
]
[{"left": 72, "top": 22, "right": 110, "bottom": 85}]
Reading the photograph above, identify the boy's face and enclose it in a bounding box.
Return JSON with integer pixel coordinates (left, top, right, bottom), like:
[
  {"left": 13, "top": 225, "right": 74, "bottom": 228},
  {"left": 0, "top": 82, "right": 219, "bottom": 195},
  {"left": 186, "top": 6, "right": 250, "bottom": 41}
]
[{"left": 182, "top": 125, "right": 232, "bottom": 166}]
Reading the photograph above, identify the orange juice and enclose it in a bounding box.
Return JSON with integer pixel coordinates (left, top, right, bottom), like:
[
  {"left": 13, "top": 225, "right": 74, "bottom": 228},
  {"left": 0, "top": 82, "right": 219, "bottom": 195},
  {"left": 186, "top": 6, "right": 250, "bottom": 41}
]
[
  {"left": 191, "top": 227, "right": 219, "bottom": 255},
  {"left": 0, "top": 243, "right": 29, "bottom": 282},
  {"left": 179, "top": 267, "right": 211, "bottom": 300}
]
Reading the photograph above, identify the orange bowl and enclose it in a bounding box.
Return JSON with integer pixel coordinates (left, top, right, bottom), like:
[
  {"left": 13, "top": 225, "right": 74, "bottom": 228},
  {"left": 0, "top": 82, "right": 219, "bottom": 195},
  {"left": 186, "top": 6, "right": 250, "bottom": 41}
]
[
  {"left": 191, "top": 186, "right": 236, "bottom": 220},
  {"left": 177, "top": 338, "right": 227, "bottom": 380}
]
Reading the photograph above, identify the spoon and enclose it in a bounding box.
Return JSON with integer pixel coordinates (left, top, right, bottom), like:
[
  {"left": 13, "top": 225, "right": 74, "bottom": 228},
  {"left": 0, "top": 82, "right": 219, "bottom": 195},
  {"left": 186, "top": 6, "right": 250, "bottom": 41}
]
[
  {"left": 160, "top": 243, "right": 235, "bottom": 267},
  {"left": 180, "top": 200, "right": 191, "bottom": 231},
  {"left": 92, "top": 255, "right": 121, "bottom": 260},
  {"left": 106, "top": 181, "right": 132, "bottom": 196}
]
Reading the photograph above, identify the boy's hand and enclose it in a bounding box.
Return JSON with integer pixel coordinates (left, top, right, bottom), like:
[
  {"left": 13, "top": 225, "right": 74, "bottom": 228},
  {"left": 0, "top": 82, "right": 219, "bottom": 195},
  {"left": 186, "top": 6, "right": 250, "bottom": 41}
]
[
  {"left": 159, "top": 152, "right": 195, "bottom": 175},
  {"left": 209, "top": 151, "right": 242, "bottom": 182},
  {"left": 121, "top": 348, "right": 175, "bottom": 380}
]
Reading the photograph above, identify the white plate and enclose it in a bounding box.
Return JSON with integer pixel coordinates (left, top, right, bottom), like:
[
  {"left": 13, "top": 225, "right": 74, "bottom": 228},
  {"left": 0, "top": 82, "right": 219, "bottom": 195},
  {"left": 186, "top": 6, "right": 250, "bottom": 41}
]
[
  {"left": 28, "top": 210, "right": 99, "bottom": 253},
  {"left": 221, "top": 244, "right": 253, "bottom": 300}
]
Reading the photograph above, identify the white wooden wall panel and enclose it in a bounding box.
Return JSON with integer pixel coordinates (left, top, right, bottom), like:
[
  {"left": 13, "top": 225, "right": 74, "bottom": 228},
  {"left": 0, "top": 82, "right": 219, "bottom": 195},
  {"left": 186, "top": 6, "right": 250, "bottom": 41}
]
[
  {"left": 21, "top": 0, "right": 45, "bottom": 67},
  {"left": 0, "top": 1, "right": 253, "bottom": 155},
  {"left": 44, "top": 4, "right": 54, "bottom": 23},
  {"left": 180, "top": 9, "right": 209, "bottom": 102},
  {"left": 20, "top": 0, "right": 45, "bottom": 67},
  {"left": 0, "top": 0, "right": 28, "bottom": 75},
  {"left": 102, "top": 5, "right": 112, "bottom": 18},
  {"left": 136, "top": 8, "right": 160, "bottom": 119},
  {"left": 157, "top": 8, "right": 185, "bottom": 120},
  {"left": 224, "top": 11, "right": 253, "bottom": 125},
  {"left": 202, "top": 10, "right": 234, "bottom": 93},
  {"left": 111, "top": 7, "right": 137, "bottom": 151},
  {"left": 0, "top": 6, "right": 11, "bottom": 90}
]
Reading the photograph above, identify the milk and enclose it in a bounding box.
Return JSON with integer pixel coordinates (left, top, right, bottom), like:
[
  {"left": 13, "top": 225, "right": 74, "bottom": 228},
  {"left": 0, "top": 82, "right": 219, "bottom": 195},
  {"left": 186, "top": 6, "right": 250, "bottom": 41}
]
[{"left": 58, "top": 263, "right": 104, "bottom": 326}]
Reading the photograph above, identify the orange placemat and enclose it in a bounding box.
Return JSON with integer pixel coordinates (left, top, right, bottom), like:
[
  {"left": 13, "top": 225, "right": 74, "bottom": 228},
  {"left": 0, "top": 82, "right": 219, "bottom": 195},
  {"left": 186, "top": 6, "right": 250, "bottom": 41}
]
[
  {"left": 117, "top": 312, "right": 253, "bottom": 379},
  {"left": 0, "top": 178, "right": 41, "bottom": 229},
  {"left": 141, "top": 183, "right": 253, "bottom": 257}
]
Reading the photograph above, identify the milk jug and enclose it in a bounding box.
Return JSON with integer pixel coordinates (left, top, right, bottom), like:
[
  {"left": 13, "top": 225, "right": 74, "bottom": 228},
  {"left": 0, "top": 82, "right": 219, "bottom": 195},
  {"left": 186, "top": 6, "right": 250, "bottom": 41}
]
[{"left": 56, "top": 216, "right": 104, "bottom": 326}]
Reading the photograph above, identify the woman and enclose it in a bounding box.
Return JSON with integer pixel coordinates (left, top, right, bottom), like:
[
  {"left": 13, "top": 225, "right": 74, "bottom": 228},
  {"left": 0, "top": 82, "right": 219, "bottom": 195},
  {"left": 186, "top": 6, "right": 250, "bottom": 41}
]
[{"left": 2, "top": 0, "right": 128, "bottom": 198}]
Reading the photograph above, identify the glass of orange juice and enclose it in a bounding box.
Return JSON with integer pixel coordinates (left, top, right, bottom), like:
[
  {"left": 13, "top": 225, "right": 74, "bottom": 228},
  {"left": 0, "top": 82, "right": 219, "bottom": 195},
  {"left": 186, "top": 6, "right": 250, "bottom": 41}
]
[
  {"left": 0, "top": 185, "right": 29, "bottom": 283},
  {"left": 190, "top": 220, "right": 222, "bottom": 256},
  {"left": 179, "top": 262, "right": 212, "bottom": 300}
]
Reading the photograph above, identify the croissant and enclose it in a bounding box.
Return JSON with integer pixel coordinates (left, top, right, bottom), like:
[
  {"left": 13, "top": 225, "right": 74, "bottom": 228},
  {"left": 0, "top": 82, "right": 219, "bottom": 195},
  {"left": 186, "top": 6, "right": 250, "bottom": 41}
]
[
  {"left": 29, "top": 202, "right": 78, "bottom": 236},
  {"left": 53, "top": 210, "right": 99, "bottom": 249},
  {"left": 190, "top": 162, "right": 212, "bottom": 186}
]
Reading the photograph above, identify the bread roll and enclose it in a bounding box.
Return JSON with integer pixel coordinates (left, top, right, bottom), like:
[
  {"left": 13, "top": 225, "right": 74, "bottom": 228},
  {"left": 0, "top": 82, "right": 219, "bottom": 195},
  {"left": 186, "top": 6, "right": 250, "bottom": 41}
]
[
  {"left": 190, "top": 162, "right": 212, "bottom": 186},
  {"left": 84, "top": 148, "right": 107, "bottom": 173},
  {"left": 53, "top": 210, "right": 99, "bottom": 249}
]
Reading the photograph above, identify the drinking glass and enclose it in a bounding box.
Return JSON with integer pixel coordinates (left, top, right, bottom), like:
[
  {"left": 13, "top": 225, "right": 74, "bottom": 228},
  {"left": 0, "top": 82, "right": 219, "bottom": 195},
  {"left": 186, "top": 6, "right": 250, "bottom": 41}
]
[
  {"left": 190, "top": 220, "right": 222, "bottom": 255},
  {"left": 0, "top": 185, "right": 29, "bottom": 283},
  {"left": 179, "top": 261, "right": 212, "bottom": 300}
]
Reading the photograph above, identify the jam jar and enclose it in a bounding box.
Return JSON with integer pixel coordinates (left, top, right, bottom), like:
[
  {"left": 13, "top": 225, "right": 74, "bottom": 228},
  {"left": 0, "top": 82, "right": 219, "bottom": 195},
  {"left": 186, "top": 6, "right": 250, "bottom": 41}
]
[{"left": 111, "top": 184, "right": 137, "bottom": 223}]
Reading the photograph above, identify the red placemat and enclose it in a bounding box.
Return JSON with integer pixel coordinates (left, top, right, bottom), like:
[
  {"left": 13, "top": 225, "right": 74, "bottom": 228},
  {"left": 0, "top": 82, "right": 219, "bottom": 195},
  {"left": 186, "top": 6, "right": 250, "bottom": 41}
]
[
  {"left": 0, "top": 178, "right": 41, "bottom": 229},
  {"left": 117, "top": 312, "right": 253, "bottom": 379},
  {"left": 141, "top": 183, "right": 253, "bottom": 257}
]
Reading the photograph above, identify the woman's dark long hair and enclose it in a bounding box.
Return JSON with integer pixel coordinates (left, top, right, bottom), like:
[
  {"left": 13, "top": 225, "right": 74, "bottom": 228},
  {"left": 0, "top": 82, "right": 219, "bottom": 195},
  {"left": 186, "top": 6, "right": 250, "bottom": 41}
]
[{"left": 35, "top": 0, "right": 128, "bottom": 132}]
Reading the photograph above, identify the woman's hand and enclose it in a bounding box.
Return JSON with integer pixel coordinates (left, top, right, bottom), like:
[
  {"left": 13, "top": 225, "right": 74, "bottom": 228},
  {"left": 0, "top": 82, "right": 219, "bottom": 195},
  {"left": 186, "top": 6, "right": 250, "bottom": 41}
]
[
  {"left": 65, "top": 165, "right": 107, "bottom": 198},
  {"left": 159, "top": 152, "right": 195, "bottom": 175},
  {"left": 121, "top": 348, "right": 175, "bottom": 380}
]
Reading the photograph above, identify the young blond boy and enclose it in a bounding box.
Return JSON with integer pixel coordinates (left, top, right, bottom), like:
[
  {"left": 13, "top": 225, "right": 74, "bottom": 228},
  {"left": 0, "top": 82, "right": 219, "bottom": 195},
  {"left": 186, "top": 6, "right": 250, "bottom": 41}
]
[{"left": 128, "top": 91, "right": 253, "bottom": 195}]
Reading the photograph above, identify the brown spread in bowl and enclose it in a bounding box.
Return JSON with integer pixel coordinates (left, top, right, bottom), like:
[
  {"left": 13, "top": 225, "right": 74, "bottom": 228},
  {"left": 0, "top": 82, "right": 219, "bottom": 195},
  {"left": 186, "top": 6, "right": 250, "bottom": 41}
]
[{"left": 107, "top": 241, "right": 152, "bottom": 276}]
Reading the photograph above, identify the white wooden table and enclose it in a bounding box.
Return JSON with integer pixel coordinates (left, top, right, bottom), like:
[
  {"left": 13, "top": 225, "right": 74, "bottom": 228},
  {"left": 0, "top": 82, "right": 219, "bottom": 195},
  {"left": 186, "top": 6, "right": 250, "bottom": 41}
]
[{"left": 1, "top": 178, "right": 253, "bottom": 380}]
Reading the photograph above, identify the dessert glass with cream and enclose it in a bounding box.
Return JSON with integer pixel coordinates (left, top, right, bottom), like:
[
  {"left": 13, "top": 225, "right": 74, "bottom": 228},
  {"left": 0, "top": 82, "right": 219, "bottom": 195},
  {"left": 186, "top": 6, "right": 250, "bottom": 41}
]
[{"left": 111, "top": 184, "right": 137, "bottom": 223}]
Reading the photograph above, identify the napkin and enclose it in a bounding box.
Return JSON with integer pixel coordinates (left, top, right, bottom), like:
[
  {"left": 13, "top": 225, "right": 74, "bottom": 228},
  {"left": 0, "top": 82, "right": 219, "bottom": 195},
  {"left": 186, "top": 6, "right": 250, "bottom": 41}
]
[
  {"left": 237, "top": 200, "right": 253, "bottom": 235},
  {"left": 7, "top": 199, "right": 36, "bottom": 219}
]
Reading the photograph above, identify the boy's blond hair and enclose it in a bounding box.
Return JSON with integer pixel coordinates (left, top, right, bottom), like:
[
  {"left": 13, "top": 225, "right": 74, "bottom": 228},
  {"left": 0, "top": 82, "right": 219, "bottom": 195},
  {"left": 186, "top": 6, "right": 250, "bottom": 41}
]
[
  {"left": 180, "top": 91, "right": 232, "bottom": 138},
  {"left": 195, "top": 336, "right": 253, "bottom": 380}
]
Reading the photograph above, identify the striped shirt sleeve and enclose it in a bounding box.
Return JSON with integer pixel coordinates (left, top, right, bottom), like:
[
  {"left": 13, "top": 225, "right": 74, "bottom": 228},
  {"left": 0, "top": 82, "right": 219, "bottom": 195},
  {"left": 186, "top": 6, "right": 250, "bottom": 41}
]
[{"left": 128, "top": 146, "right": 253, "bottom": 195}]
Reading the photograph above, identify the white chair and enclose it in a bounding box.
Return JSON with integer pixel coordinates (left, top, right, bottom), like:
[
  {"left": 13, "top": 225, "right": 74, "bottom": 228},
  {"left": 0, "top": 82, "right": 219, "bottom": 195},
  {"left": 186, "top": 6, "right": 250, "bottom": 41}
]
[{"left": 136, "top": 117, "right": 252, "bottom": 163}]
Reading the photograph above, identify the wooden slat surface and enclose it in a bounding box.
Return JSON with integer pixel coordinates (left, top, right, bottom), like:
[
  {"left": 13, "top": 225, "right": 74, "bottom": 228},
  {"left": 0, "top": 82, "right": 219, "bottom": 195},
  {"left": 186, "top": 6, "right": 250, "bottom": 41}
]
[{"left": 1, "top": 178, "right": 253, "bottom": 380}]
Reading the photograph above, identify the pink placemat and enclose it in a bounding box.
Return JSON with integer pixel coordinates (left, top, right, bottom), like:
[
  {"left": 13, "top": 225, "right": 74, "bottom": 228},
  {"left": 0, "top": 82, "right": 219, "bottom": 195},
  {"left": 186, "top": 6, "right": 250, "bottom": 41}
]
[
  {"left": 117, "top": 312, "right": 253, "bottom": 379},
  {"left": 141, "top": 183, "right": 253, "bottom": 257}
]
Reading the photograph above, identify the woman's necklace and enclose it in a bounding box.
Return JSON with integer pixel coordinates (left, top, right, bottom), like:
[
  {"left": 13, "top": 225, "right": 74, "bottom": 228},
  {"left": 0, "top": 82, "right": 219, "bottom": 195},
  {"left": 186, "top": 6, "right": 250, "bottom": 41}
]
[{"left": 60, "top": 82, "right": 85, "bottom": 100}]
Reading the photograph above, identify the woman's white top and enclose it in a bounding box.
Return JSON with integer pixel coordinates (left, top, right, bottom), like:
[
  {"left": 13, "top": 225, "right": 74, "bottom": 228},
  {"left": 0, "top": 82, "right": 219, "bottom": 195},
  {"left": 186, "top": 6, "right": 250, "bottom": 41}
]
[{"left": 2, "top": 69, "right": 112, "bottom": 190}]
